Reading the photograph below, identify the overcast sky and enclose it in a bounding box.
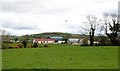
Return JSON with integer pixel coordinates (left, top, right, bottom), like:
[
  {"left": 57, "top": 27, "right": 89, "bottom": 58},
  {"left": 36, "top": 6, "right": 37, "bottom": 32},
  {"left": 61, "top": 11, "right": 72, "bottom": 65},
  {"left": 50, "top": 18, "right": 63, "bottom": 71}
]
[{"left": 0, "top": 0, "right": 119, "bottom": 36}]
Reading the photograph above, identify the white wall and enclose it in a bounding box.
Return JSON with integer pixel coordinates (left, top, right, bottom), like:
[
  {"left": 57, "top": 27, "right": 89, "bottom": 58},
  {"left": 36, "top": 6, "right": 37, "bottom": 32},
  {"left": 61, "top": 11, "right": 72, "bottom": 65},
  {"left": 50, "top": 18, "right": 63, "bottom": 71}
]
[
  {"left": 38, "top": 41, "right": 42, "bottom": 43},
  {"left": 48, "top": 41, "right": 54, "bottom": 43},
  {"left": 58, "top": 41, "right": 65, "bottom": 44},
  {"left": 33, "top": 39, "right": 35, "bottom": 43}
]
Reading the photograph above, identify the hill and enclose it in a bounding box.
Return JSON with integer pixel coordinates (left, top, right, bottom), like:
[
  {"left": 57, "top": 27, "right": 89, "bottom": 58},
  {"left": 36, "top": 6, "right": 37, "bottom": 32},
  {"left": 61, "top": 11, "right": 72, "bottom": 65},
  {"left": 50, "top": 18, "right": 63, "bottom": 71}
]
[
  {"left": 30, "top": 32, "right": 83, "bottom": 38},
  {"left": 15, "top": 32, "right": 86, "bottom": 42}
]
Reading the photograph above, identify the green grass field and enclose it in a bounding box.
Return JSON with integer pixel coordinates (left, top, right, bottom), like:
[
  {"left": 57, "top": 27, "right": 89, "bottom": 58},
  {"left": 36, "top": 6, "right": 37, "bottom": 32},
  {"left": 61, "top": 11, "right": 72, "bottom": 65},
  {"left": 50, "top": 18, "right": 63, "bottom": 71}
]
[
  {"left": 0, "top": 49, "right": 2, "bottom": 71},
  {"left": 2, "top": 44, "right": 118, "bottom": 69}
]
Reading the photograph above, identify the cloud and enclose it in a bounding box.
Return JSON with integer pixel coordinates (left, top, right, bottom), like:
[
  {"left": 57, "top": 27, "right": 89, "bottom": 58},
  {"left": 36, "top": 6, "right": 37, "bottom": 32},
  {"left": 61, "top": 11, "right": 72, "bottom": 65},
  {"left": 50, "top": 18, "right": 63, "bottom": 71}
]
[
  {"left": 0, "top": 19, "right": 39, "bottom": 30},
  {"left": 0, "top": 0, "right": 119, "bottom": 35},
  {"left": 2, "top": 0, "right": 72, "bottom": 15},
  {"left": 2, "top": 0, "right": 41, "bottom": 13}
]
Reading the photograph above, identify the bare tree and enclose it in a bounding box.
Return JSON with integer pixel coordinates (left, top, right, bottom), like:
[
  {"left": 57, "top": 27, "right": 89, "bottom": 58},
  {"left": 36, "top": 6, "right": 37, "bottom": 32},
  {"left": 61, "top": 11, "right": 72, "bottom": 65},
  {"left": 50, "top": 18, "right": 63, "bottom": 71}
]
[
  {"left": 0, "top": 29, "right": 7, "bottom": 42},
  {"left": 0, "top": 29, "right": 6, "bottom": 36},
  {"left": 82, "top": 15, "right": 98, "bottom": 46},
  {"left": 103, "top": 13, "right": 120, "bottom": 45},
  {"left": 0, "top": 29, "right": 11, "bottom": 43},
  {"left": 0, "top": 29, "right": 12, "bottom": 49},
  {"left": 87, "top": 15, "right": 97, "bottom": 46}
]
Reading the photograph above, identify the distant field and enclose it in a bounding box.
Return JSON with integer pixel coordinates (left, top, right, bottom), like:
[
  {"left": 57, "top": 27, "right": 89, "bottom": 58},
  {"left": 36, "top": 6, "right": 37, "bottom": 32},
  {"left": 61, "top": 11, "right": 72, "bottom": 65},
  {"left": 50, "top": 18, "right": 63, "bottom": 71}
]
[{"left": 2, "top": 44, "right": 118, "bottom": 69}]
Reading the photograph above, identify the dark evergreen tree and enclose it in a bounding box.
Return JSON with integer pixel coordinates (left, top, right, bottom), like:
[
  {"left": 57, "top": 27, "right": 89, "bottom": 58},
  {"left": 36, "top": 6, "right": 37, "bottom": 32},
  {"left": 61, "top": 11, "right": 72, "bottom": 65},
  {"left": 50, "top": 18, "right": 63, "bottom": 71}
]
[{"left": 22, "top": 40, "right": 27, "bottom": 48}]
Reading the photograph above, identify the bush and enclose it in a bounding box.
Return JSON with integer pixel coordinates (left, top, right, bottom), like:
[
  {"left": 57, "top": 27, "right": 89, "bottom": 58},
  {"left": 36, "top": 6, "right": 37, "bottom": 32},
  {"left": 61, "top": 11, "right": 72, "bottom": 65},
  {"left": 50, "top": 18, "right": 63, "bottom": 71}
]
[
  {"left": 33, "top": 43, "right": 38, "bottom": 48},
  {"left": 95, "top": 44, "right": 101, "bottom": 46},
  {"left": 16, "top": 43, "right": 24, "bottom": 48},
  {"left": 8, "top": 46, "right": 13, "bottom": 49},
  {"left": 82, "top": 37, "right": 89, "bottom": 45},
  {"left": 28, "top": 44, "right": 33, "bottom": 48},
  {"left": 2, "top": 43, "right": 11, "bottom": 49},
  {"left": 2, "top": 43, "right": 8, "bottom": 49},
  {"left": 44, "top": 45, "right": 49, "bottom": 47}
]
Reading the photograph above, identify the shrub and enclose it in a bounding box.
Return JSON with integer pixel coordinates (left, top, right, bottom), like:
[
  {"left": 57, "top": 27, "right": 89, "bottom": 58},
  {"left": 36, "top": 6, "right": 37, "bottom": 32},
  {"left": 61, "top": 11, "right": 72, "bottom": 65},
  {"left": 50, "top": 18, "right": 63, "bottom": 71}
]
[
  {"left": 33, "top": 43, "right": 38, "bottom": 48},
  {"left": 82, "top": 37, "right": 89, "bottom": 45},
  {"left": 8, "top": 46, "right": 13, "bottom": 49},
  {"left": 16, "top": 43, "right": 24, "bottom": 48},
  {"left": 44, "top": 45, "right": 49, "bottom": 47},
  {"left": 28, "top": 44, "right": 33, "bottom": 48},
  {"left": 2, "top": 44, "right": 8, "bottom": 49},
  {"left": 2, "top": 43, "right": 10, "bottom": 49}
]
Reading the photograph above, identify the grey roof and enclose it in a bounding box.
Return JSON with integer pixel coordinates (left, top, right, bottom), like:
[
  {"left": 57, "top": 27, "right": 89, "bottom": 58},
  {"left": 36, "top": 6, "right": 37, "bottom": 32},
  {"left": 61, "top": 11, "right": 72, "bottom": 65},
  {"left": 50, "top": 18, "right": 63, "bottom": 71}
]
[
  {"left": 51, "top": 36, "right": 63, "bottom": 40},
  {"left": 51, "top": 36, "right": 63, "bottom": 38}
]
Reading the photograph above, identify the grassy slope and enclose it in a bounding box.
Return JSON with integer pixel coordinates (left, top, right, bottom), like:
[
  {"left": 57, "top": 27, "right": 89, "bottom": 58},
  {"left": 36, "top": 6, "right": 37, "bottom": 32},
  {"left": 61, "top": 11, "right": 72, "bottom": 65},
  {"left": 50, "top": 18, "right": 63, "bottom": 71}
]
[
  {"left": 22, "top": 32, "right": 82, "bottom": 39},
  {"left": 2, "top": 44, "right": 118, "bottom": 69}
]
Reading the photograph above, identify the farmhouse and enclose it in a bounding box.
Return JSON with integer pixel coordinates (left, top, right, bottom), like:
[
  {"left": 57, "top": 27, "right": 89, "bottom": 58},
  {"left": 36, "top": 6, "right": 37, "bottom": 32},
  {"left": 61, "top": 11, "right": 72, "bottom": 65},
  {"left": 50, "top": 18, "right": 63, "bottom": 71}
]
[
  {"left": 33, "top": 36, "right": 66, "bottom": 44},
  {"left": 33, "top": 38, "right": 55, "bottom": 44}
]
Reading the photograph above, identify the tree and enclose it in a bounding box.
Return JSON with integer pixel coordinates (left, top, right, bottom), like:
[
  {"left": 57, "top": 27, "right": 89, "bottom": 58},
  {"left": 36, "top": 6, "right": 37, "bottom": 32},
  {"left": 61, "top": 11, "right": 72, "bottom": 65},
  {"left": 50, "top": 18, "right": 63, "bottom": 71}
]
[
  {"left": 97, "top": 35, "right": 111, "bottom": 46},
  {"left": 0, "top": 29, "right": 11, "bottom": 43},
  {"left": 82, "top": 37, "right": 89, "bottom": 45},
  {"left": 103, "top": 13, "right": 120, "bottom": 46},
  {"left": 0, "top": 29, "right": 11, "bottom": 49},
  {"left": 15, "top": 38, "right": 18, "bottom": 42},
  {"left": 19, "top": 35, "right": 30, "bottom": 48},
  {"left": 22, "top": 40, "right": 27, "bottom": 48},
  {"left": 82, "top": 15, "right": 98, "bottom": 46}
]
